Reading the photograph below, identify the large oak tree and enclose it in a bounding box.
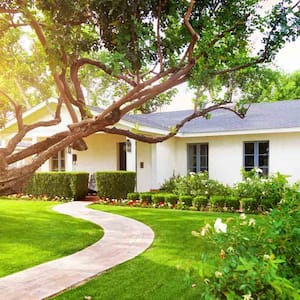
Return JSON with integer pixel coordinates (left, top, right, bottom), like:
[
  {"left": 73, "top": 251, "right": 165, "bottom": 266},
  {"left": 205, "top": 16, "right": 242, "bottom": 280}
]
[{"left": 0, "top": 0, "right": 299, "bottom": 195}]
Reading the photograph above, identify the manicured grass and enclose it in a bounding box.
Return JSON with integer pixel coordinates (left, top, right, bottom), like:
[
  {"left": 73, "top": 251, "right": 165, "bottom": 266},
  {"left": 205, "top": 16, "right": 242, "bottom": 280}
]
[
  {"left": 0, "top": 199, "right": 103, "bottom": 277},
  {"left": 54, "top": 205, "right": 240, "bottom": 300}
]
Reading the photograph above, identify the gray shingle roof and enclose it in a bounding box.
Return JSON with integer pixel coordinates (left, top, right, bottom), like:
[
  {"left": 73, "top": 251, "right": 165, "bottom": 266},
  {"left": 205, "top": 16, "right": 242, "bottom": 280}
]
[{"left": 121, "top": 100, "right": 300, "bottom": 134}]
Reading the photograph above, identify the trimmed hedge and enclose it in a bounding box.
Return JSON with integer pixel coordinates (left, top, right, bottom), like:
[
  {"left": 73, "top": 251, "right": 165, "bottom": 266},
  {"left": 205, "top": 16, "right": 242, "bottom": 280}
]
[
  {"left": 24, "top": 172, "right": 89, "bottom": 200},
  {"left": 152, "top": 193, "right": 165, "bottom": 204},
  {"left": 140, "top": 192, "right": 152, "bottom": 203},
  {"left": 127, "top": 192, "right": 140, "bottom": 200},
  {"left": 225, "top": 196, "right": 240, "bottom": 211},
  {"left": 179, "top": 195, "right": 193, "bottom": 207},
  {"left": 242, "top": 197, "right": 258, "bottom": 212},
  {"left": 193, "top": 196, "right": 208, "bottom": 210},
  {"left": 95, "top": 171, "right": 136, "bottom": 199},
  {"left": 210, "top": 195, "right": 226, "bottom": 211},
  {"left": 164, "top": 194, "right": 178, "bottom": 205}
]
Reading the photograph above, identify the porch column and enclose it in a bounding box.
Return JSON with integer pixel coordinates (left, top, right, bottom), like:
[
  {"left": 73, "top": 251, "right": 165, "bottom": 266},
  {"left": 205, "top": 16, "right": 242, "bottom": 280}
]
[{"left": 126, "top": 138, "right": 136, "bottom": 172}]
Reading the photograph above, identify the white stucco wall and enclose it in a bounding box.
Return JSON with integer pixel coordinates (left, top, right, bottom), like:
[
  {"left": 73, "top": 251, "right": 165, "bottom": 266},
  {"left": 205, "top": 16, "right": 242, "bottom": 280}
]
[
  {"left": 154, "top": 139, "right": 177, "bottom": 188},
  {"left": 136, "top": 141, "right": 152, "bottom": 192},
  {"left": 72, "top": 133, "right": 125, "bottom": 174},
  {"left": 165, "top": 132, "right": 300, "bottom": 186}
]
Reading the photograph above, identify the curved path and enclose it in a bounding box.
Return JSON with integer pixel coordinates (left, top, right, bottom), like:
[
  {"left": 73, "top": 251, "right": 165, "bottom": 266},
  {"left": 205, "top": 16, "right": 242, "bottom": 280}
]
[{"left": 0, "top": 201, "right": 154, "bottom": 300}]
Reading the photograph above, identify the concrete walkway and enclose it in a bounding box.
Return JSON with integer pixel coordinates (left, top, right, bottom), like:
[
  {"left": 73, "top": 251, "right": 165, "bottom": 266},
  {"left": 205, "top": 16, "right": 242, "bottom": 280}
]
[{"left": 0, "top": 201, "right": 154, "bottom": 300}]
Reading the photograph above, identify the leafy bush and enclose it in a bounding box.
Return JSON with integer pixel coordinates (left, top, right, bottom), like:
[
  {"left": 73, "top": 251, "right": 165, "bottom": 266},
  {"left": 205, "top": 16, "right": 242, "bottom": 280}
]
[
  {"left": 140, "top": 192, "right": 152, "bottom": 203},
  {"left": 25, "top": 172, "right": 89, "bottom": 200},
  {"left": 225, "top": 196, "right": 240, "bottom": 211},
  {"left": 127, "top": 192, "right": 140, "bottom": 200},
  {"left": 173, "top": 172, "right": 232, "bottom": 198},
  {"left": 152, "top": 193, "right": 165, "bottom": 204},
  {"left": 210, "top": 195, "right": 226, "bottom": 211},
  {"left": 95, "top": 171, "right": 136, "bottom": 199},
  {"left": 159, "top": 175, "right": 180, "bottom": 193},
  {"left": 164, "top": 193, "right": 178, "bottom": 205},
  {"left": 192, "top": 198, "right": 300, "bottom": 299},
  {"left": 236, "top": 170, "right": 293, "bottom": 210},
  {"left": 193, "top": 196, "right": 208, "bottom": 211},
  {"left": 179, "top": 195, "right": 193, "bottom": 208}
]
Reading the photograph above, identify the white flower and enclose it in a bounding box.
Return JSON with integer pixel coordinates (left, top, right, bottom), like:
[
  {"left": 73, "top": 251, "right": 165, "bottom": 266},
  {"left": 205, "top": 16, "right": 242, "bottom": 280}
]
[
  {"left": 227, "top": 246, "right": 235, "bottom": 254},
  {"left": 240, "top": 213, "right": 247, "bottom": 220},
  {"left": 255, "top": 168, "right": 263, "bottom": 174},
  {"left": 248, "top": 218, "right": 256, "bottom": 226},
  {"left": 263, "top": 254, "right": 270, "bottom": 260},
  {"left": 242, "top": 293, "right": 253, "bottom": 300},
  {"left": 215, "top": 271, "right": 223, "bottom": 278},
  {"left": 214, "top": 218, "right": 227, "bottom": 233}
]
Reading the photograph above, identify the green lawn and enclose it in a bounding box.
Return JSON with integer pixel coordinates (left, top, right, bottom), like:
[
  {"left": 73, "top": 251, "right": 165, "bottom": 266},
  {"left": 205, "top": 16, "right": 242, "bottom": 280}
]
[
  {"left": 0, "top": 199, "right": 103, "bottom": 277},
  {"left": 54, "top": 205, "right": 236, "bottom": 300}
]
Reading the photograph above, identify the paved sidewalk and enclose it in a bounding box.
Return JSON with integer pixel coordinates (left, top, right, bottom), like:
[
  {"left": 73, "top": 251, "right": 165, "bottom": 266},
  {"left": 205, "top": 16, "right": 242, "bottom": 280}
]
[{"left": 0, "top": 201, "right": 154, "bottom": 300}]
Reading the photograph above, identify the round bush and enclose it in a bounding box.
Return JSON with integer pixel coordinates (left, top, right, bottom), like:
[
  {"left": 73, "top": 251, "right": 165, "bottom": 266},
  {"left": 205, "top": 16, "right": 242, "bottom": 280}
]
[
  {"left": 152, "top": 194, "right": 165, "bottom": 204},
  {"left": 179, "top": 195, "right": 193, "bottom": 207},
  {"left": 210, "top": 195, "right": 226, "bottom": 211},
  {"left": 127, "top": 192, "right": 140, "bottom": 200},
  {"left": 164, "top": 194, "right": 178, "bottom": 205},
  {"left": 193, "top": 196, "right": 208, "bottom": 210},
  {"left": 225, "top": 196, "right": 240, "bottom": 211},
  {"left": 241, "top": 197, "right": 257, "bottom": 212},
  {"left": 139, "top": 192, "right": 152, "bottom": 203}
]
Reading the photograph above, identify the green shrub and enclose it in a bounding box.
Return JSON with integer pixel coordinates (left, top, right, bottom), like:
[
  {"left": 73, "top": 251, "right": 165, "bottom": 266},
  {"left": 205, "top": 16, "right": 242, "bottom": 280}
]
[
  {"left": 179, "top": 195, "right": 193, "bottom": 207},
  {"left": 193, "top": 198, "right": 300, "bottom": 299},
  {"left": 140, "top": 192, "right": 152, "bottom": 203},
  {"left": 209, "top": 195, "right": 226, "bottom": 211},
  {"left": 236, "top": 170, "right": 291, "bottom": 210},
  {"left": 95, "top": 171, "right": 136, "bottom": 199},
  {"left": 152, "top": 193, "right": 165, "bottom": 204},
  {"left": 174, "top": 172, "right": 232, "bottom": 198},
  {"left": 25, "top": 172, "right": 89, "bottom": 200},
  {"left": 164, "top": 194, "right": 178, "bottom": 205},
  {"left": 241, "top": 197, "right": 257, "bottom": 212},
  {"left": 193, "top": 196, "right": 208, "bottom": 211},
  {"left": 159, "top": 175, "right": 180, "bottom": 193},
  {"left": 225, "top": 196, "right": 240, "bottom": 211},
  {"left": 127, "top": 192, "right": 140, "bottom": 200}
]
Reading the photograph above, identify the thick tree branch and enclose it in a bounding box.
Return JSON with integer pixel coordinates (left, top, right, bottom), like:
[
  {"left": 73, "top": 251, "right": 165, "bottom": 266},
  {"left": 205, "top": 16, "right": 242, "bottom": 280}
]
[
  {"left": 73, "top": 58, "right": 137, "bottom": 87},
  {"left": 102, "top": 103, "right": 245, "bottom": 144},
  {"left": 180, "top": 0, "right": 199, "bottom": 65}
]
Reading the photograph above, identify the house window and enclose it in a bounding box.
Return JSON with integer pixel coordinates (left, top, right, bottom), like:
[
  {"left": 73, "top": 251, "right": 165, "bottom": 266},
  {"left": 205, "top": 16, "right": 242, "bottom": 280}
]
[
  {"left": 187, "top": 143, "right": 208, "bottom": 173},
  {"left": 51, "top": 150, "right": 65, "bottom": 171},
  {"left": 244, "top": 141, "right": 269, "bottom": 175}
]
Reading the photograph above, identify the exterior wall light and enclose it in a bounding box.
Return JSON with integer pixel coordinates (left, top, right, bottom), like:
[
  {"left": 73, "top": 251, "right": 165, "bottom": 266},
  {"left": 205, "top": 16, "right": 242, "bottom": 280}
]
[{"left": 126, "top": 139, "right": 132, "bottom": 152}]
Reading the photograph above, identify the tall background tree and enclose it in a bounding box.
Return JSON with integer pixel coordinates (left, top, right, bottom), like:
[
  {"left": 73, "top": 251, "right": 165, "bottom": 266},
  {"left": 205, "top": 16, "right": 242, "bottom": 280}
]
[{"left": 0, "top": 0, "right": 299, "bottom": 195}]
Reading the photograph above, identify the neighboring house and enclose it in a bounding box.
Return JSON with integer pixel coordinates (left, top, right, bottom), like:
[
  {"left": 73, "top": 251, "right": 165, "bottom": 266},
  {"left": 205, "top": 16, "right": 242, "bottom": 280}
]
[{"left": 1, "top": 99, "right": 300, "bottom": 192}]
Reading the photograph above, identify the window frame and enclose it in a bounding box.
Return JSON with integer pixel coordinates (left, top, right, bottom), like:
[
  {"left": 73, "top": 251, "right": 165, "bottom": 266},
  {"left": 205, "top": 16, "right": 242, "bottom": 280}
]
[
  {"left": 243, "top": 140, "right": 269, "bottom": 175},
  {"left": 187, "top": 143, "right": 209, "bottom": 174},
  {"left": 50, "top": 150, "right": 66, "bottom": 171}
]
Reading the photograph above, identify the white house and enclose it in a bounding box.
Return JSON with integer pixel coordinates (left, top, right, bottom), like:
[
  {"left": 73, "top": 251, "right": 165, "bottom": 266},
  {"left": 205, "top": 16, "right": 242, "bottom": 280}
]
[{"left": 1, "top": 99, "right": 300, "bottom": 192}]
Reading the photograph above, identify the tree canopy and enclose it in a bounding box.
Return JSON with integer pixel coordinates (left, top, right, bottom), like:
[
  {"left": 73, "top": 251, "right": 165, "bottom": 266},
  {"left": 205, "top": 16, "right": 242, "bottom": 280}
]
[{"left": 0, "top": 0, "right": 299, "bottom": 194}]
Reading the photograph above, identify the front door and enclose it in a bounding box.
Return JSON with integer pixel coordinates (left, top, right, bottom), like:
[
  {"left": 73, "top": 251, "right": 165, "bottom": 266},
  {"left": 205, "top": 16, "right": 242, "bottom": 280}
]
[{"left": 118, "top": 142, "right": 127, "bottom": 170}]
